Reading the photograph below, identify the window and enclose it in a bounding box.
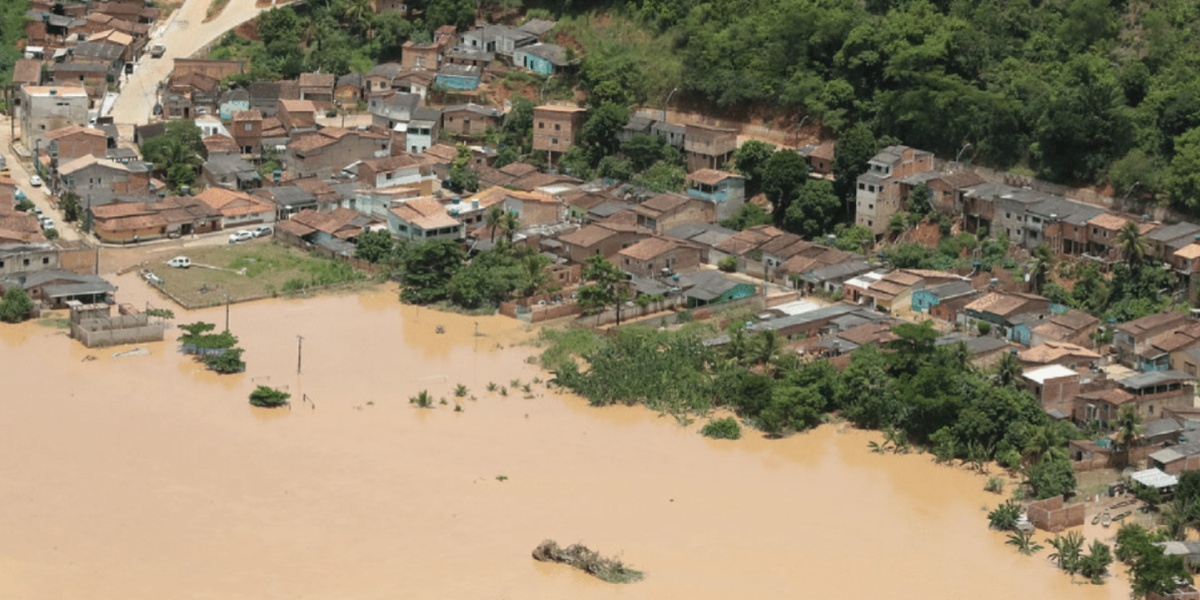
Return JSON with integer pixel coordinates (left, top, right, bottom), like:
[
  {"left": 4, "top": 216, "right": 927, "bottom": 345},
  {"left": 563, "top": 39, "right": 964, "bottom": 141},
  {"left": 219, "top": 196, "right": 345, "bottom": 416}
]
[
  {"left": 551, "top": 138, "right": 558, "bottom": 146},
  {"left": 858, "top": 183, "right": 865, "bottom": 190},
  {"left": 244, "top": 124, "right": 253, "bottom": 131},
  {"left": 0, "top": 260, "right": 4, "bottom": 268},
  {"left": 554, "top": 123, "right": 561, "bottom": 131},
  {"left": 868, "top": 204, "right": 873, "bottom": 210},
  {"left": 538, "top": 122, "right": 544, "bottom": 129},
  {"left": 23, "top": 258, "right": 30, "bottom": 266}
]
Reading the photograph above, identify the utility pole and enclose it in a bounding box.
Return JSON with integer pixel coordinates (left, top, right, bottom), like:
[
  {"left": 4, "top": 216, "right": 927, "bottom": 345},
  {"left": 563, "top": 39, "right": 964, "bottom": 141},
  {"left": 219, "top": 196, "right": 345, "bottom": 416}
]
[
  {"left": 224, "top": 294, "right": 231, "bottom": 332},
  {"left": 296, "top": 335, "right": 304, "bottom": 374}
]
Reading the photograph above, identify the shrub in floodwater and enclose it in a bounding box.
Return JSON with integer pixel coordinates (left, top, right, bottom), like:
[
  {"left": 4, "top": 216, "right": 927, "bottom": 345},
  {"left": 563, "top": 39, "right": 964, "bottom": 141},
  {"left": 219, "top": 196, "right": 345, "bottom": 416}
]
[
  {"left": 496, "top": 475, "right": 508, "bottom": 481},
  {"left": 985, "top": 477, "right": 1005, "bottom": 494},
  {"left": 988, "top": 499, "right": 1021, "bottom": 531},
  {"left": 521, "top": 383, "right": 532, "bottom": 393},
  {"left": 410, "top": 390, "right": 434, "bottom": 408},
  {"left": 454, "top": 404, "right": 463, "bottom": 412},
  {"left": 438, "top": 397, "right": 448, "bottom": 405},
  {"left": 249, "top": 385, "right": 291, "bottom": 408},
  {"left": 487, "top": 382, "right": 498, "bottom": 392},
  {"left": 499, "top": 387, "right": 508, "bottom": 396},
  {"left": 700, "top": 417, "right": 741, "bottom": 440},
  {"left": 532, "top": 540, "right": 644, "bottom": 584},
  {"left": 510, "top": 378, "right": 521, "bottom": 388},
  {"left": 454, "top": 384, "right": 468, "bottom": 397}
]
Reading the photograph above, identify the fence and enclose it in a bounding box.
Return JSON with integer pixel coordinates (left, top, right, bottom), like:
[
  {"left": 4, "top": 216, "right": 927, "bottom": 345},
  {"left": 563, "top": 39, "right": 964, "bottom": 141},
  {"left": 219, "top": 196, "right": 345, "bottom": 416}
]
[{"left": 71, "top": 312, "right": 167, "bottom": 348}]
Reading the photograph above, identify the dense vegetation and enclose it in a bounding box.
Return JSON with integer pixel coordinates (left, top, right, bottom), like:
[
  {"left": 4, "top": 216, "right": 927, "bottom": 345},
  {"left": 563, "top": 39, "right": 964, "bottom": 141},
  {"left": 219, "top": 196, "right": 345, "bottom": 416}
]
[
  {"left": 178, "top": 321, "right": 247, "bottom": 374},
  {"left": 541, "top": 320, "right": 1077, "bottom": 497},
  {"left": 0, "top": 0, "right": 30, "bottom": 96},
  {"left": 0, "top": 288, "right": 34, "bottom": 323},
  {"left": 249, "top": 385, "right": 291, "bottom": 407},
  {"left": 141, "top": 121, "right": 204, "bottom": 191},
  {"left": 541, "top": 0, "right": 1200, "bottom": 213}
]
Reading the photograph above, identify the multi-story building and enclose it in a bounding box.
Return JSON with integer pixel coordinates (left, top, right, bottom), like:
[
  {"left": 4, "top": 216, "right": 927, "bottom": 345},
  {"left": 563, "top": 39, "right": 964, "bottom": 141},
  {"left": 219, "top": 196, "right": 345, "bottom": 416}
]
[
  {"left": 853, "top": 145, "right": 934, "bottom": 236},
  {"left": 532, "top": 105, "right": 586, "bottom": 164},
  {"left": 683, "top": 123, "right": 736, "bottom": 173},
  {"left": 19, "top": 85, "right": 88, "bottom": 153}
]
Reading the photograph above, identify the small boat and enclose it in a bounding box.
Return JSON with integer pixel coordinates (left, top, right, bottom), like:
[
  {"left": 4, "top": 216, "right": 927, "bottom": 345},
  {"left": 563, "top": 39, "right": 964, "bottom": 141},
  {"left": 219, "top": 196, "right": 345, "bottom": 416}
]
[
  {"left": 1102, "top": 513, "right": 1112, "bottom": 528},
  {"left": 1092, "top": 514, "right": 1102, "bottom": 525},
  {"left": 1113, "top": 511, "right": 1132, "bottom": 521}
]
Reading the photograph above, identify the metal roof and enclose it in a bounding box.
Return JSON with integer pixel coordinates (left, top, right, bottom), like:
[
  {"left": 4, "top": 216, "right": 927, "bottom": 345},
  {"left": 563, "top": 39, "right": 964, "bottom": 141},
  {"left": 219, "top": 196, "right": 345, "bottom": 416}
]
[
  {"left": 1120, "top": 370, "right": 1195, "bottom": 390},
  {"left": 1131, "top": 468, "right": 1178, "bottom": 489}
]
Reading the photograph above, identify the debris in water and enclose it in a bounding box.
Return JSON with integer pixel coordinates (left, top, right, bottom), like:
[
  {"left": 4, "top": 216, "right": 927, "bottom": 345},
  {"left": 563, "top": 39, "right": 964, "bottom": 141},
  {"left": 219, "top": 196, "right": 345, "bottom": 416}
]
[
  {"left": 435, "top": 325, "right": 445, "bottom": 334},
  {"left": 81, "top": 355, "right": 96, "bottom": 362},
  {"left": 112, "top": 347, "right": 150, "bottom": 358},
  {"left": 532, "top": 540, "right": 643, "bottom": 584}
]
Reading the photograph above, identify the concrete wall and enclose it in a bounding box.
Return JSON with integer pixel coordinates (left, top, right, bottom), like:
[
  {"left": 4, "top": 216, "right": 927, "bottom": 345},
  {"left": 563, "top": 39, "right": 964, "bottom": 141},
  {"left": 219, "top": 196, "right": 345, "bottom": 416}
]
[{"left": 172, "top": 59, "right": 244, "bottom": 81}]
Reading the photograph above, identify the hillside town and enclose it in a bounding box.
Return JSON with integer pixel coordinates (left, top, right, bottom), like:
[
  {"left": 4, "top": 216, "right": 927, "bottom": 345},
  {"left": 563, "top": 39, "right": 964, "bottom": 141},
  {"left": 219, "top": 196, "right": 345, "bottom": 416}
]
[{"left": 11, "top": 0, "right": 1200, "bottom": 597}]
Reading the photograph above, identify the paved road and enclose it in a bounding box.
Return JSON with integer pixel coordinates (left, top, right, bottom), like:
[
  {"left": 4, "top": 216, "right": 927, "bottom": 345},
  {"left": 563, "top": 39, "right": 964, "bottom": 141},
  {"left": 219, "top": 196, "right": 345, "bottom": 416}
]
[
  {"left": 0, "top": 116, "right": 82, "bottom": 242},
  {"left": 108, "top": 0, "right": 281, "bottom": 127}
]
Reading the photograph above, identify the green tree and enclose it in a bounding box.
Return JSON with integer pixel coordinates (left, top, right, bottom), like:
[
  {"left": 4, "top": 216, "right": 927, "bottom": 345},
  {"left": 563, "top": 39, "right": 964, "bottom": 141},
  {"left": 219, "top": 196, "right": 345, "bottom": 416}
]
[
  {"left": 484, "top": 205, "right": 504, "bottom": 244},
  {"left": 1116, "top": 220, "right": 1150, "bottom": 269},
  {"left": 60, "top": 191, "right": 81, "bottom": 222},
  {"left": 400, "top": 240, "right": 465, "bottom": 304},
  {"left": 832, "top": 123, "right": 876, "bottom": 202},
  {"left": 204, "top": 347, "right": 246, "bottom": 374},
  {"left": 720, "top": 203, "right": 772, "bottom": 231},
  {"left": 634, "top": 160, "right": 686, "bottom": 193},
  {"left": 731, "top": 140, "right": 776, "bottom": 197},
  {"left": 447, "top": 144, "right": 478, "bottom": 193},
  {"left": 580, "top": 102, "right": 629, "bottom": 164},
  {"left": 782, "top": 179, "right": 840, "bottom": 238},
  {"left": 622, "top": 134, "right": 673, "bottom": 172},
  {"left": 1114, "top": 405, "right": 1144, "bottom": 467},
  {"left": 0, "top": 287, "right": 34, "bottom": 323},
  {"left": 354, "top": 229, "right": 395, "bottom": 264},
  {"left": 249, "top": 385, "right": 291, "bottom": 408},
  {"left": 994, "top": 350, "right": 1022, "bottom": 388},
  {"left": 1047, "top": 531, "right": 1085, "bottom": 574},
  {"left": 1006, "top": 529, "right": 1044, "bottom": 556},
  {"left": 1026, "top": 455, "right": 1077, "bottom": 500},
  {"left": 761, "top": 150, "right": 809, "bottom": 221},
  {"left": 422, "top": 0, "right": 474, "bottom": 31},
  {"left": 1168, "top": 126, "right": 1200, "bottom": 210},
  {"left": 141, "top": 121, "right": 204, "bottom": 190},
  {"left": 1078, "top": 540, "right": 1113, "bottom": 584},
  {"left": 578, "top": 255, "right": 631, "bottom": 324},
  {"left": 700, "top": 417, "right": 741, "bottom": 440},
  {"left": 1029, "top": 244, "right": 1053, "bottom": 294}
]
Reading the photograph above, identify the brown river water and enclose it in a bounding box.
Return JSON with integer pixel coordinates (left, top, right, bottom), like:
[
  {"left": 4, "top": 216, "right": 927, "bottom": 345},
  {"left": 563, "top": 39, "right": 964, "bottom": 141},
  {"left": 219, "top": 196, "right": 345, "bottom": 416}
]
[{"left": 0, "top": 273, "right": 1131, "bottom": 599}]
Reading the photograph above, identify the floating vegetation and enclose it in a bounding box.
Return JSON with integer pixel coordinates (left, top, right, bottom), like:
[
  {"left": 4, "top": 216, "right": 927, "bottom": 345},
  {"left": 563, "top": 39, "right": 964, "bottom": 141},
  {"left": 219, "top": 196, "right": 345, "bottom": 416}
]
[{"left": 532, "top": 540, "right": 644, "bottom": 584}]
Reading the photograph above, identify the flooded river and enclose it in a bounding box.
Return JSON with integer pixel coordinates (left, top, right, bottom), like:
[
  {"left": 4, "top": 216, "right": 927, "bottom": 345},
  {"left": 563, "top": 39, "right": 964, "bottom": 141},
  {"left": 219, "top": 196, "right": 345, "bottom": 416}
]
[{"left": 0, "top": 278, "right": 1130, "bottom": 599}]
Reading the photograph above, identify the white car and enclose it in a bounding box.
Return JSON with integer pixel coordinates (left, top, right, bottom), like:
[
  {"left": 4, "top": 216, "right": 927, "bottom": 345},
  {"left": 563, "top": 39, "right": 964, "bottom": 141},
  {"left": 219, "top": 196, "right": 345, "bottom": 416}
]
[
  {"left": 40, "top": 218, "right": 54, "bottom": 230},
  {"left": 166, "top": 256, "right": 192, "bottom": 268},
  {"left": 253, "top": 225, "right": 273, "bottom": 238},
  {"left": 228, "top": 229, "right": 254, "bottom": 243},
  {"left": 29, "top": 175, "right": 42, "bottom": 187}
]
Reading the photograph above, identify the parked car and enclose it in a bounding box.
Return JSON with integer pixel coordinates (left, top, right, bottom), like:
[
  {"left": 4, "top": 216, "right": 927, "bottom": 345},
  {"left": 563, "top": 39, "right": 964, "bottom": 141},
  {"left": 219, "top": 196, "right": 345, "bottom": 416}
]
[
  {"left": 253, "top": 225, "right": 273, "bottom": 238},
  {"left": 228, "top": 229, "right": 254, "bottom": 243},
  {"left": 29, "top": 175, "right": 42, "bottom": 187},
  {"left": 31, "top": 207, "right": 41, "bottom": 217},
  {"left": 150, "top": 44, "right": 165, "bottom": 58},
  {"left": 141, "top": 269, "right": 163, "bottom": 286},
  {"left": 40, "top": 218, "right": 54, "bottom": 230},
  {"left": 166, "top": 256, "right": 192, "bottom": 268},
  {"left": 14, "top": 188, "right": 26, "bottom": 201}
]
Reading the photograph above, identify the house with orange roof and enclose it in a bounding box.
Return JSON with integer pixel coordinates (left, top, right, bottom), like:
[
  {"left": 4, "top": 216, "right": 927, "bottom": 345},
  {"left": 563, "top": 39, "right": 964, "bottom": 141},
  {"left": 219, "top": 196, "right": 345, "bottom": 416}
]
[
  {"left": 961, "top": 291, "right": 1051, "bottom": 337},
  {"left": 1085, "top": 212, "right": 1131, "bottom": 260},
  {"left": 617, "top": 236, "right": 701, "bottom": 278},
  {"left": 1029, "top": 309, "right": 1100, "bottom": 347},
  {"left": 629, "top": 192, "right": 715, "bottom": 234},
  {"left": 557, "top": 222, "right": 651, "bottom": 264},
  {"left": 195, "top": 188, "right": 276, "bottom": 229},
  {"left": 1017, "top": 341, "right": 1101, "bottom": 371},
  {"left": 286, "top": 128, "right": 391, "bottom": 179},
  {"left": 388, "top": 198, "right": 464, "bottom": 241}
]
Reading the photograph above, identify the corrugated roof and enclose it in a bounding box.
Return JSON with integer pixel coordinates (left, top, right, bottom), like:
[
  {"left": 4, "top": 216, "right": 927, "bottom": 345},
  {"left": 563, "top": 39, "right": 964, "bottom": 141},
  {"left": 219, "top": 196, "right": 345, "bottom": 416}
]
[
  {"left": 618, "top": 237, "right": 682, "bottom": 261},
  {"left": 1023, "top": 364, "right": 1078, "bottom": 384},
  {"left": 688, "top": 169, "right": 741, "bottom": 186}
]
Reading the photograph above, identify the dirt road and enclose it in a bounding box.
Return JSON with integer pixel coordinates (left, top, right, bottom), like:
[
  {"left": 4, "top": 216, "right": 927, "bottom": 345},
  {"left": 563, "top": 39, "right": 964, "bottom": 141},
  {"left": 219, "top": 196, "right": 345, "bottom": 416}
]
[{"left": 108, "top": 0, "right": 281, "bottom": 127}]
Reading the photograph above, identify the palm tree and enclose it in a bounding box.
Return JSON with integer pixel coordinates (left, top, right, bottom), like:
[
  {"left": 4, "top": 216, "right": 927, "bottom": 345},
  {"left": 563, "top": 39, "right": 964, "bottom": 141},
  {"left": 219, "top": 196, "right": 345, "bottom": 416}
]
[
  {"left": 994, "top": 350, "right": 1022, "bottom": 388},
  {"left": 1115, "top": 405, "right": 1143, "bottom": 467},
  {"left": 724, "top": 325, "right": 750, "bottom": 366},
  {"left": 1117, "top": 220, "right": 1150, "bottom": 268},
  {"left": 520, "top": 254, "right": 549, "bottom": 297},
  {"left": 1030, "top": 244, "right": 1052, "bottom": 294},
  {"left": 1047, "top": 531, "right": 1085, "bottom": 574},
  {"left": 1024, "top": 423, "right": 1069, "bottom": 463},
  {"left": 340, "top": 0, "right": 374, "bottom": 38},
  {"left": 1006, "top": 529, "right": 1044, "bottom": 556},
  {"left": 485, "top": 206, "right": 504, "bottom": 243},
  {"left": 1078, "top": 540, "right": 1113, "bottom": 584},
  {"left": 754, "top": 329, "right": 780, "bottom": 371},
  {"left": 500, "top": 211, "right": 522, "bottom": 244}
]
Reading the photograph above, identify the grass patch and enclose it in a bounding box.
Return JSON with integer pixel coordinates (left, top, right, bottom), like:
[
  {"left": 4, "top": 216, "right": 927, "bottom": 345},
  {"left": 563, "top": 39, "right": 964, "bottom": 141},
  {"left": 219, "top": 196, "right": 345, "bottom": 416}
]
[
  {"left": 205, "top": 0, "right": 230, "bottom": 20},
  {"left": 151, "top": 241, "right": 370, "bottom": 308},
  {"left": 37, "top": 317, "right": 71, "bottom": 329},
  {"left": 553, "top": 12, "right": 683, "bottom": 103},
  {"left": 534, "top": 326, "right": 602, "bottom": 371}
]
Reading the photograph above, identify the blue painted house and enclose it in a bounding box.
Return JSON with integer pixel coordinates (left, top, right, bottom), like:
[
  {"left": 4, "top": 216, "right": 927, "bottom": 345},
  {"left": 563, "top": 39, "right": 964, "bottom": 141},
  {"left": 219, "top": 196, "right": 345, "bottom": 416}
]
[
  {"left": 685, "top": 169, "right": 746, "bottom": 222},
  {"left": 435, "top": 65, "right": 482, "bottom": 91},
  {"left": 513, "top": 43, "right": 570, "bottom": 76},
  {"left": 218, "top": 89, "right": 250, "bottom": 120},
  {"left": 910, "top": 280, "right": 978, "bottom": 315}
]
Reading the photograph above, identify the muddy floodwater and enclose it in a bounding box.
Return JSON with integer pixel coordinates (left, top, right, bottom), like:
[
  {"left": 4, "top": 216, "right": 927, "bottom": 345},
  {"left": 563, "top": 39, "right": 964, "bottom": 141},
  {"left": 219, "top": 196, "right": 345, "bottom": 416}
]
[{"left": 1, "top": 278, "right": 1131, "bottom": 599}]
